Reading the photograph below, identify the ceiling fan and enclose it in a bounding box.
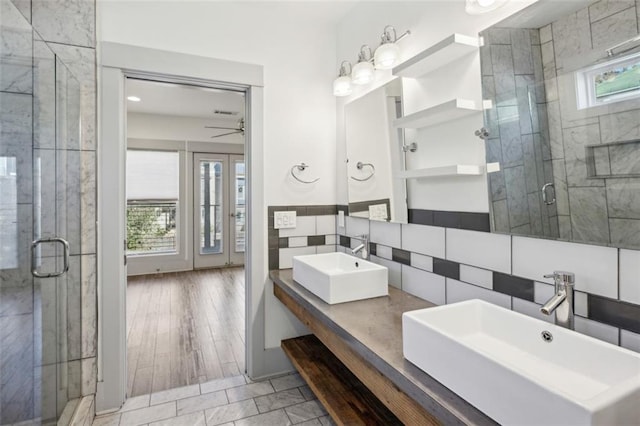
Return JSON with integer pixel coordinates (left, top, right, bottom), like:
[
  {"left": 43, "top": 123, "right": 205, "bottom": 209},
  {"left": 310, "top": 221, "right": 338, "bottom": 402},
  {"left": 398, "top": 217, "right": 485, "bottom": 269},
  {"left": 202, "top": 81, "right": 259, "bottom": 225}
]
[{"left": 205, "top": 118, "right": 245, "bottom": 139}]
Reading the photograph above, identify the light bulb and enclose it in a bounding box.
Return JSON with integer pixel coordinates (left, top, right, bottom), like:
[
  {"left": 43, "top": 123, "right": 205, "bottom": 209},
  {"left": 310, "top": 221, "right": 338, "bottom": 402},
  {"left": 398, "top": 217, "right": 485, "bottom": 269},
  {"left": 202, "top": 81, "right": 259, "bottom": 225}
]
[
  {"left": 465, "top": 0, "right": 508, "bottom": 14},
  {"left": 333, "top": 75, "right": 352, "bottom": 97},
  {"left": 374, "top": 43, "right": 400, "bottom": 70},
  {"left": 352, "top": 61, "right": 375, "bottom": 85},
  {"left": 127, "top": 96, "right": 141, "bottom": 102}
]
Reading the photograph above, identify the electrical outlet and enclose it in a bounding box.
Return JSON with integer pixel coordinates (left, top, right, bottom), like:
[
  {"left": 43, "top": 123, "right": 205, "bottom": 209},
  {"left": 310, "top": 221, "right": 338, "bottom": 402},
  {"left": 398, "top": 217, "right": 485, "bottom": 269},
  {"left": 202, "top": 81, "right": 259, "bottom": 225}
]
[{"left": 274, "top": 211, "right": 297, "bottom": 229}]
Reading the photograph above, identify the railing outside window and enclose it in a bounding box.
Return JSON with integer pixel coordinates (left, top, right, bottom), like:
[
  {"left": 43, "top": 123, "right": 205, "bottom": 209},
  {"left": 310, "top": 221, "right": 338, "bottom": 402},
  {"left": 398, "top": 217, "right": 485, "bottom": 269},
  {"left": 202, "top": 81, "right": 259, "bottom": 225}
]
[{"left": 127, "top": 200, "right": 177, "bottom": 255}]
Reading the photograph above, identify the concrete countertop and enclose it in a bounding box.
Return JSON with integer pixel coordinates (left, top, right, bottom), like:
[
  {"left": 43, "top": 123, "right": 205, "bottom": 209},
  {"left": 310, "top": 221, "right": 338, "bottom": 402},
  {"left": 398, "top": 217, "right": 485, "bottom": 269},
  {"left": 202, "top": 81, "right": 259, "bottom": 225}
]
[{"left": 270, "top": 269, "right": 497, "bottom": 426}]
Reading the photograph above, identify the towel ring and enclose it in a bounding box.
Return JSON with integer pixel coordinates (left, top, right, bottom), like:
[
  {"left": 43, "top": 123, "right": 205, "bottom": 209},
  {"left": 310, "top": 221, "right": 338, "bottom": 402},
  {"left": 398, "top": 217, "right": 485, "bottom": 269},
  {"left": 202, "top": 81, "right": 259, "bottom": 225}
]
[
  {"left": 350, "top": 162, "right": 375, "bottom": 182},
  {"left": 291, "top": 163, "right": 319, "bottom": 184}
]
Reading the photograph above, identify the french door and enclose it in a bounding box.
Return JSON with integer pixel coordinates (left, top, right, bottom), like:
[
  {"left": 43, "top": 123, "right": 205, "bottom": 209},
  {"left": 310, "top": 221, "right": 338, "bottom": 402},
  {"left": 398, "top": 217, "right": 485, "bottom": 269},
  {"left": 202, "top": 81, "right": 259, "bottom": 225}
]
[{"left": 193, "top": 153, "right": 245, "bottom": 268}]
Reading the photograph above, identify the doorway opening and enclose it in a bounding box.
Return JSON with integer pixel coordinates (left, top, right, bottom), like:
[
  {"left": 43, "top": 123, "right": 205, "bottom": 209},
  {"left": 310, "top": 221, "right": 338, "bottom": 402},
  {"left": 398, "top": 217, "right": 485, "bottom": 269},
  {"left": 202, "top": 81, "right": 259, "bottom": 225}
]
[{"left": 124, "top": 78, "right": 246, "bottom": 396}]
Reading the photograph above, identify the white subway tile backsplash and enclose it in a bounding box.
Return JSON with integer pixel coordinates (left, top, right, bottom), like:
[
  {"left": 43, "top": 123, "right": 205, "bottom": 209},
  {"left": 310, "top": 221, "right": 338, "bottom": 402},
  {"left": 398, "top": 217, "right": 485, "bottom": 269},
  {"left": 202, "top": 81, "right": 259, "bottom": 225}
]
[
  {"left": 375, "top": 245, "right": 393, "bottom": 261},
  {"left": 446, "top": 278, "right": 511, "bottom": 309},
  {"left": 325, "top": 235, "right": 336, "bottom": 245},
  {"left": 574, "top": 317, "right": 619, "bottom": 345},
  {"left": 512, "top": 298, "right": 554, "bottom": 323},
  {"left": 370, "top": 221, "right": 401, "bottom": 248},
  {"left": 574, "top": 291, "right": 588, "bottom": 317},
  {"left": 446, "top": 229, "right": 511, "bottom": 274},
  {"left": 410, "top": 253, "right": 433, "bottom": 272},
  {"left": 370, "top": 255, "right": 401, "bottom": 288},
  {"left": 279, "top": 216, "right": 315, "bottom": 238},
  {"left": 459, "top": 265, "right": 493, "bottom": 289},
  {"left": 288, "top": 236, "right": 307, "bottom": 248},
  {"left": 279, "top": 247, "right": 316, "bottom": 269},
  {"left": 534, "top": 281, "right": 555, "bottom": 305},
  {"left": 512, "top": 237, "right": 618, "bottom": 299},
  {"left": 620, "top": 249, "right": 640, "bottom": 305},
  {"left": 401, "top": 224, "right": 445, "bottom": 258},
  {"left": 316, "top": 245, "right": 336, "bottom": 254},
  {"left": 316, "top": 215, "right": 336, "bottom": 235},
  {"left": 621, "top": 330, "right": 640, "bottom": 353},
  {"left": 336, "top": 245, "right": 346, "bottom": 254},
  {"left": 345, "top": 216, "right": 369, "bottom": 237},
  {"left": 401, "top": 265, "right": 445, "bottom": 305}
]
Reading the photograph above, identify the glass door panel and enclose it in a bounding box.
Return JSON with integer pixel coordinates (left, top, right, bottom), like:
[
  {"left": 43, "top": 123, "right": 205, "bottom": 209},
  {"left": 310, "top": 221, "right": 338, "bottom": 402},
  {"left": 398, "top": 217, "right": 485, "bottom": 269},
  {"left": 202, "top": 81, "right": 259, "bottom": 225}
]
[{"left": 230, "top": 155, "right": 245, "bottom": 266}]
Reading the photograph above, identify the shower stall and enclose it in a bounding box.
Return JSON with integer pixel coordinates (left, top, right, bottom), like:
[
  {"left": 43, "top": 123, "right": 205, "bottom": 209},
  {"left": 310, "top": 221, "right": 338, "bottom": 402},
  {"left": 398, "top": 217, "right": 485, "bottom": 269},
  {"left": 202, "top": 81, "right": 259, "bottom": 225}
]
[{"left": 1, "top": 1, "right": 86, "bottom": 423}]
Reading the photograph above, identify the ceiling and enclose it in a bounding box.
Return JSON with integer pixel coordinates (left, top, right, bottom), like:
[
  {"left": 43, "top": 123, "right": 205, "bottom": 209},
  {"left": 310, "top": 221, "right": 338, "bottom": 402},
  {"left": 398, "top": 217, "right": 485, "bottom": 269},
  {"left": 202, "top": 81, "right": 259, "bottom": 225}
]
[{"left": 126, "top": 78, "right": 245, "bottom": 121}]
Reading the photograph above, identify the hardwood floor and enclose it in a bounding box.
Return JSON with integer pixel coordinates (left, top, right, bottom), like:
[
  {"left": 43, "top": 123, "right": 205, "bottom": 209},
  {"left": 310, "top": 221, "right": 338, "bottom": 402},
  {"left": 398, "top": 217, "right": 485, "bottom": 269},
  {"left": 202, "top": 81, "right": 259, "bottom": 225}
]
[{"left": 126, "top": 267, "right": 245, "bottom": 397}]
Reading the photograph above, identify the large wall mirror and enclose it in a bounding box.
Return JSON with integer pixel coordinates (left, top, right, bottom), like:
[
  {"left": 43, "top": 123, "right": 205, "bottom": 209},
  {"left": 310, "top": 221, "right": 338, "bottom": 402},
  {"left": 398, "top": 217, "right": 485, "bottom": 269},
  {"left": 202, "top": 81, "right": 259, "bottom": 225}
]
[
  {"left": 481, "top": 0, "right": 640, "bottom": 250},
  {"left": 345, "top": 79, "right": 408, "bottom": 223}
]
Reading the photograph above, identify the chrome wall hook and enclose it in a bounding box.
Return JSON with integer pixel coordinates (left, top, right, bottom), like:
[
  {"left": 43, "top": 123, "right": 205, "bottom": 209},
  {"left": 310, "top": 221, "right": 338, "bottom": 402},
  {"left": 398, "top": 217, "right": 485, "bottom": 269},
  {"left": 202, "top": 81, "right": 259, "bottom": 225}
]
[{"left": 475, "top": 127, "right": 490, "bottom": 140}]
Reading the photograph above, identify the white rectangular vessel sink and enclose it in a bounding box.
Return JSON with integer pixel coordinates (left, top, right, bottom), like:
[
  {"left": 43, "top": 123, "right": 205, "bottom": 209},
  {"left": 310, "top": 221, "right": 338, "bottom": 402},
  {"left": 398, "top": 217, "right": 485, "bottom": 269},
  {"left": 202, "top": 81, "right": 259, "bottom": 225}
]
[
  {"left": 403, "top": 299, "right": 640, "bottom": 425},
  {"left": 292, "top": 252, "right": 388, "bottom": 304}
]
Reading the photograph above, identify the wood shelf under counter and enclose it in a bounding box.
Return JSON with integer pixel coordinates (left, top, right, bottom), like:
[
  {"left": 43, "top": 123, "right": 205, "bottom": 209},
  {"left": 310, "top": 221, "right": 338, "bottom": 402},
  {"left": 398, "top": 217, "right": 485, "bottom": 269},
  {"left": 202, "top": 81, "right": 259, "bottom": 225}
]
[{"left": 271, "top": 269, "right": 498, "bottom": 426}]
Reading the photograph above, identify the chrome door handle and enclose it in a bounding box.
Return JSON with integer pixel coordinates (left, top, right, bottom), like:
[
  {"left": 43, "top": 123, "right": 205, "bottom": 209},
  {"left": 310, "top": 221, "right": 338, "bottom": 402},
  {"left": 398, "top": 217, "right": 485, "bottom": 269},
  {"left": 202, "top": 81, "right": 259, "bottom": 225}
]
[
  {"left": 542, "top": 183, "right": 556, "bottom": 205},
  {"left": 31, "top": 237, "right": 70, "bottom": 278},
  {"left": 230, "top": 212, "right": 236, "bottom": 217}
]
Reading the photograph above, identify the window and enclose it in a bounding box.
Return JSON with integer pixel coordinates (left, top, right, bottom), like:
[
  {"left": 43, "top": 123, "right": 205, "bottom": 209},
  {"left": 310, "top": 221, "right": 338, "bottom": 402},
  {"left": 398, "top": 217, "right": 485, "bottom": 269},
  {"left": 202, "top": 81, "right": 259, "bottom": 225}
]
[
  {"left": 126, "top": 150, "right": 179, "bottom": 255},
  {"left": 576, "top": 51, "right": 640, "bottom": 109}
]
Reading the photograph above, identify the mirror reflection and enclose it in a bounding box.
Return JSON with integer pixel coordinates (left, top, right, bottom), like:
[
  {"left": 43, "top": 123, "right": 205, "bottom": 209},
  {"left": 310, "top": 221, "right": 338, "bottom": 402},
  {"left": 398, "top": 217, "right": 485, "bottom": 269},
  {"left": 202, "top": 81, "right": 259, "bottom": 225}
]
[
  {"left": 345, "top": 79, "right": 408, "bottom": 223},
  {"left": 480, "top": 0, "right": 640, "bottom": 249}
]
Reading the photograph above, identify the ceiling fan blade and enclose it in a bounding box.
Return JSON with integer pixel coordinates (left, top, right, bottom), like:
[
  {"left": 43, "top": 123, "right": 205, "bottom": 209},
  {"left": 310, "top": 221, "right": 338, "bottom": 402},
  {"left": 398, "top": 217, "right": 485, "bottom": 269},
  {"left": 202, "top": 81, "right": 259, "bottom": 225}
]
[
  {"left": 210, "top": 130, "right": 241, "bottom": 138},
  {"left": 205, "top": 125, "right": 238, "bottom": 130}
]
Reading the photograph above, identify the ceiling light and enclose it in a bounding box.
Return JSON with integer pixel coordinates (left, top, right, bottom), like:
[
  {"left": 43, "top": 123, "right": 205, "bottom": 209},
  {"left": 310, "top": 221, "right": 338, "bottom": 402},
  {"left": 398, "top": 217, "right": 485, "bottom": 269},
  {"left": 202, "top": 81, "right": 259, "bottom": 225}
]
[
  {"left": 374, "top": 26, "right": 410, "bottom": 70},
  {"left": 333, "top": 61, "right": 353, "bottom": 97},
  {"left": 465, "top": 0, "right": 508, "bottom": 14},
  {"left": 352, "top": 45, "right": 375, "bottom": 85},
  {"left": 127, "top": 96, "right": 141, "bottom": 102}
]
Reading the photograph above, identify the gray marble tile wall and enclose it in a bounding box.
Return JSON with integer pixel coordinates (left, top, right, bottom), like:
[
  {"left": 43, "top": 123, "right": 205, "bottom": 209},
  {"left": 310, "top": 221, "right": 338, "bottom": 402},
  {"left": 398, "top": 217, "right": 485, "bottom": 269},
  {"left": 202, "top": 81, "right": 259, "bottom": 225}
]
[
  {"left": 0, "top": 0, "right": 97, "bottom": 423},
  {"left": 540, "top": 0, "right": 640, "bottom": 247},
  {"left": 482, "top": 27, "right": 560, "bottom": 239}
]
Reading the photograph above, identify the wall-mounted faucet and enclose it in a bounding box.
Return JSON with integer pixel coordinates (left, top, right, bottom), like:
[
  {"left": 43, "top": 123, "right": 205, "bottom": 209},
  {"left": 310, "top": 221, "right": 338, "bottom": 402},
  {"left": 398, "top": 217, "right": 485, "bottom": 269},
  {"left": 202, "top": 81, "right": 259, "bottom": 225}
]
[
  {"left": 350, "top": 234, "right": 369, "bottom": 260},
  {"left": 540, "top": 271, "right": 575, "bottom": 330}
]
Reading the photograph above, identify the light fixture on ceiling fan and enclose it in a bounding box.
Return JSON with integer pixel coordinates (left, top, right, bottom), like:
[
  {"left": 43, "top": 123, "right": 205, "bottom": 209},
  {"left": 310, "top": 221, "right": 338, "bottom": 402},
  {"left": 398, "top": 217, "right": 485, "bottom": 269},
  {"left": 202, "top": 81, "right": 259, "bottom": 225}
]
[{"left": 205, "top": 118, "right": 245, "bottom": 139}]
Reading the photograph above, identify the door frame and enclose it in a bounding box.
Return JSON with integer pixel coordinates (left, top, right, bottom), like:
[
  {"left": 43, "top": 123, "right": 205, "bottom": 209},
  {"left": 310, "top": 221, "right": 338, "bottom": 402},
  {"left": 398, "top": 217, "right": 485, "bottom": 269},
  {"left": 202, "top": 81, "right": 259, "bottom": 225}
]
[{"left": 97, "top": 43, "right": 281, "bottom": 413}]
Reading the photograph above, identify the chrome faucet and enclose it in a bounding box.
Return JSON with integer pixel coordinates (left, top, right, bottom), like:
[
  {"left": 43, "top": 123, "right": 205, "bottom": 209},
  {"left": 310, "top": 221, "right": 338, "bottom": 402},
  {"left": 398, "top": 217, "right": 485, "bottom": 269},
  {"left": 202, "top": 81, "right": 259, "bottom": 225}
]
[
  {"left": 540, "top": 271, "right": 575, "bottom": 330},
  {"left": 350, "top": 234, "right": 369, "bottom": 260}
]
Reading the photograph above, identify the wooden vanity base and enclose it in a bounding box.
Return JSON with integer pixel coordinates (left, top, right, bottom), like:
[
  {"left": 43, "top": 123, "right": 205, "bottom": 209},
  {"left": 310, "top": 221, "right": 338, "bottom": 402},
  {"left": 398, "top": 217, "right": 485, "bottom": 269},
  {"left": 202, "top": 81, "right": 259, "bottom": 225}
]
[{"left": 282, "top": 335, "right": 402, "bottom": 425}]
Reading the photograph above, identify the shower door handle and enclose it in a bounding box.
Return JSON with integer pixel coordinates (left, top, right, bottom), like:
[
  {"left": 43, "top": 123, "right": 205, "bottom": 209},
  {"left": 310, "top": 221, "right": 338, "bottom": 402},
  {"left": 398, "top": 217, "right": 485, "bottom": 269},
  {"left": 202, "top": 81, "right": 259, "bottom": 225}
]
[
  {"left": 542, "top": 183, "right": 556, "bottom": 205},
  {"left": 31, "top": 237, "right": 70, "bottom": 278}
]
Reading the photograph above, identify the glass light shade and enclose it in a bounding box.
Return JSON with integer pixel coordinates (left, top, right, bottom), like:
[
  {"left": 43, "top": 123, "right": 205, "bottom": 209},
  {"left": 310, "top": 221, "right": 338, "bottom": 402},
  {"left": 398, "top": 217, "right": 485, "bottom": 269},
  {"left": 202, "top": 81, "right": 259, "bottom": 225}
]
[
  {"left": 333, "top": 75, "right": 352, "bottom": 97},
  {"left": 352, "top": 61, "right": 375, "bottom": 85},
  {"left": 374, "top": 43, "right": 400, "bottom": 69},
  {"left": 465, "top": 0, "right": 508, "bottom": 14}
]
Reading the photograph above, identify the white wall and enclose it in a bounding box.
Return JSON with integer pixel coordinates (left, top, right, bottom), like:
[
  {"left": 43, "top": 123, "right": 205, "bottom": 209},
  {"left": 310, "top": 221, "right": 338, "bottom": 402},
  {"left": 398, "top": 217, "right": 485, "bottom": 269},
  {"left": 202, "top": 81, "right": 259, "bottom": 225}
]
[
  {"left": 335, "top": 1, "right": 537, "bottom": 211},
  {"left": 98, "top": 1, "right": 343, "bottom": 372}
]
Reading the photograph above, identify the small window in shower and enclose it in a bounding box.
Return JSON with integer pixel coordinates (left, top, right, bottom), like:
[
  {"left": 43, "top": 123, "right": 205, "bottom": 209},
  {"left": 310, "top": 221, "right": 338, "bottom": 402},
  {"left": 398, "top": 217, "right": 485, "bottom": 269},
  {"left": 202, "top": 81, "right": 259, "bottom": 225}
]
[{"left": 576, "top": 51, "right": 640, "bottom": 109}]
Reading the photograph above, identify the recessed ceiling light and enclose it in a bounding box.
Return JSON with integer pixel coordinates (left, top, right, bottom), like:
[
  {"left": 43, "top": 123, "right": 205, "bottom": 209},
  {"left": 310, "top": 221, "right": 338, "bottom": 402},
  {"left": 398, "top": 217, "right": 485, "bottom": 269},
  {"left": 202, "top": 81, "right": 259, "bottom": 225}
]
[{"left": 127, "top": 96, "right": 141, "bottom": 102}]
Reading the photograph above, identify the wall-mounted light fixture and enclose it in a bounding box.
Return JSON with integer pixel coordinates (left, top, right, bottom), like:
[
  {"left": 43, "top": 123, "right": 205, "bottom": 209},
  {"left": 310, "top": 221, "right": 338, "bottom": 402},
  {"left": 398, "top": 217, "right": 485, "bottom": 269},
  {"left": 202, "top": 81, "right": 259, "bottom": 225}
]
[
  {"left": 333, "top": 25, "right": 410, "bottom": 96},
  {"left": 333, "top": 61, "right": 353, "bottom": 97},
  {"left": 352, "top": 45, "right": 375, "bottom": 85},
  {"left": 465, "top": 0, "right": 508, "bottom": 14}
]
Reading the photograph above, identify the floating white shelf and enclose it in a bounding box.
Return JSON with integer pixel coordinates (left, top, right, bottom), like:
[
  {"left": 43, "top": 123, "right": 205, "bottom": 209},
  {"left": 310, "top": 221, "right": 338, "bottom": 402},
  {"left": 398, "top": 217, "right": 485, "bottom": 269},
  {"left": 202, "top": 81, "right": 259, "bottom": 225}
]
[
  {"left": 396, "top": 163, "right": 500, "bottom": 179},
  {"left": 393, "top": 33, "right": 480, "bottom": 78},
  {"left": 393, "top": 99, "right": 482, "bottom": 129}
]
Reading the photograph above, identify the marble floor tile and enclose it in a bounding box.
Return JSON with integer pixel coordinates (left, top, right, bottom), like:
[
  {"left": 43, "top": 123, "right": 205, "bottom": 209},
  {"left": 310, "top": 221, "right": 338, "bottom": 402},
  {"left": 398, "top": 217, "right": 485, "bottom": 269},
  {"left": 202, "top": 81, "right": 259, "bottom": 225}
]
[
  {"left": 298, "top": 386, "right": 316, "bottom": 401},
  {"left": 204, "top": 399, "right": 258, "bottom": 426},
  {"left": 200, "top": 375, "right": 246, "bottom": 395},
  {"left": 225, "top": 382, "right": 275, "bottom": 403},
  {"left": 254, "top": 388, "right": 306, "bottom": 413},
  {"left": 176, "top": 390, "right": 227, "bottom": 416},
  {"left": 270, "top": 373, "right": 305, "bottom": 392},
  {"left": 150, "top": 384, "right": 200, "bottom": 406},
  {"left": 120, "top": 394, "right": 150, "bottom": 413},
  {"left": 119, "top": 401, "right": 176, "bottom": 426},
  {"left": 284, "top": 400, "right": 328, "bottom": 424},
  {"left": 149, "top": 410, "right": 206, "bottom": 426},
  {"left": 92, "top": 412, "right": 120, "bottom": 426},
  {"left": 234, "top": 409, "right": 292, "bottom": 426}
]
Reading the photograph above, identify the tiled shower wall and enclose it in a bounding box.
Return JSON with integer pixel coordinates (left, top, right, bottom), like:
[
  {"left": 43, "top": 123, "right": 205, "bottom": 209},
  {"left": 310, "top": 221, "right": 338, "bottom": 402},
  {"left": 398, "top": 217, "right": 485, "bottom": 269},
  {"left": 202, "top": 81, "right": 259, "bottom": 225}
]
[
  {"left": 0, "top": 0, "right": 98, "bottom": 421},
  {"left": 269, "top": 204, "right": 640, "bottom": 354},
  {"left": 539, "top": 0, "right": 640, "bottom": 247}
]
